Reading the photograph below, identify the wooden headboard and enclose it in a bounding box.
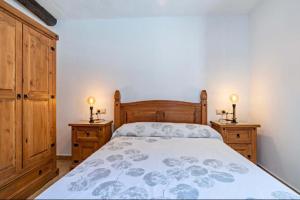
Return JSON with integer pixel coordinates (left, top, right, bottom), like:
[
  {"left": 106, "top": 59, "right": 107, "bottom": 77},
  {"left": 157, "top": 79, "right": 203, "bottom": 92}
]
[{"left": 114, "top": 90, "right": 208, "bottom": 129}]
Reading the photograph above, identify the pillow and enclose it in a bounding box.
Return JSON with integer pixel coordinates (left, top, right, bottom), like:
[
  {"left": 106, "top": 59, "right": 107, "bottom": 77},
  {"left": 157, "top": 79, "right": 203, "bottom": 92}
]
[{"left": 113, "top": 122, "right": 223, "bottom": 141}]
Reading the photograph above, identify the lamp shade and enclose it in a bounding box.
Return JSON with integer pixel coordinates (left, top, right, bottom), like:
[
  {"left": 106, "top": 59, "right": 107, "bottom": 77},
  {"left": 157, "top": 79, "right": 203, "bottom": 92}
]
[
  {"left": 229, "top": 94, "right": 239, "bottom": 104},
  {"left": 87, "top": 96, "right": 96, "bottom": 106}
]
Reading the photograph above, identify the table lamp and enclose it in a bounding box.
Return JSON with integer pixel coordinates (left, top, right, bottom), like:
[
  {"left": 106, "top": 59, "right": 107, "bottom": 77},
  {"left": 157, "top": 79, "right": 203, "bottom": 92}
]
[
  {"left": 229, "top": 94, "right": 239, "bottom": 123},
  {"left": 87, "top": 96, "right": 96, "bottom": 123}
]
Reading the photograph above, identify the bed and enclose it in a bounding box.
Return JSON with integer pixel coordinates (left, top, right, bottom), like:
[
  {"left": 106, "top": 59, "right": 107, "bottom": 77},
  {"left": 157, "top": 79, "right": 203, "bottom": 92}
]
[{"left": 37, "top": 90, "right": 300, "bottom": 199}]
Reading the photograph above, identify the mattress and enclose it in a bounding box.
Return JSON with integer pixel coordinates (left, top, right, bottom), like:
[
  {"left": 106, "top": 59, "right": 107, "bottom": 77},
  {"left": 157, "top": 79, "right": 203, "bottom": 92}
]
[{"left": 37, "top": 123, "right": 299, "bottom": 199}]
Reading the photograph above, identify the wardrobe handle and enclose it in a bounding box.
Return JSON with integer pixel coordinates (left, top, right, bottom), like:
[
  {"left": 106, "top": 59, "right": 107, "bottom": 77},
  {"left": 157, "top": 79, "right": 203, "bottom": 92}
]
[
  {"left": 39, "top": 170, "right": 43, "bottom": 175},
  {"left": 51, "top": 143, "right": 55, "bottom": 147},
  {"left": 16, "top": 94, "right": 22, "bottom": 99},
  {"left": 51, "top": 95, "right": 55, "bottom": 99},
  {"left": 24, "top": 94, "right": 28, "bottom": 99}
]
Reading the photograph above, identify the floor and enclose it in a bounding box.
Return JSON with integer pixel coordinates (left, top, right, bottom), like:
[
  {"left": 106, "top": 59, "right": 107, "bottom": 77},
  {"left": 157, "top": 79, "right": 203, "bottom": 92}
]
[{"left": 28, "top": 159, "right": 72, "bottom": 199}]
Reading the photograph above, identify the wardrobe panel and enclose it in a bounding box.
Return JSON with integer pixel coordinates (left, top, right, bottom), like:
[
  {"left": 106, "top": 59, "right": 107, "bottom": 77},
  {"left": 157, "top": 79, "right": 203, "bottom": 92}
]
[
  {"left": 23, "top": 24, "right": 50, "bottom": 99},
  {"left": 0, "top": 10, "right": 22, "bottom": 185},
  {"left": 23, "top": 100, "right": 51, "bottom": 168}
]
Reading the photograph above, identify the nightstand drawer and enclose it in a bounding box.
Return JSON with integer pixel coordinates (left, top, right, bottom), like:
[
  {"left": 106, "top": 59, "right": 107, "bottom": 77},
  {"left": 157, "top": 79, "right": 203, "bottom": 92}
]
[
  {"left": 75, "top": 128, "right": 102, "bottom": 142},
  {"left": 230, "top": 144, "right": 253, "bottom": 160},
  {"left": 226, "top": 129, "right": 251, "bottom": 143}
]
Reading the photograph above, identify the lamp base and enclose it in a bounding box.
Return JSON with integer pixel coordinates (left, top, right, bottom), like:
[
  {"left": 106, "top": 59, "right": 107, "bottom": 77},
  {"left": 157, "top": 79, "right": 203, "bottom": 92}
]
[
  {"left": 231, "top": 119, "right": 238, "bottom": 124},
  {"left": 89, "top": 106, "right": 94, "bottom": 123},
  {"left": 232, "top": 104, "right": 237, "bottom": 123}
]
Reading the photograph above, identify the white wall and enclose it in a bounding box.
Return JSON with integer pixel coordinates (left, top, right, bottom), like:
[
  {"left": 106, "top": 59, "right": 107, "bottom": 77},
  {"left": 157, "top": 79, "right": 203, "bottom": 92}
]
[
  {"left": 56, "top": 17, "right": 205, "bottom": 155},
  {"left": 206, "top": 16, "right": 250, "bottom": 121},
  {"left": 250, "top": 0, "right": 300, "bottom": 191},
  {"left": 55, "top": 16, "right": 250, "bottom": 155}
]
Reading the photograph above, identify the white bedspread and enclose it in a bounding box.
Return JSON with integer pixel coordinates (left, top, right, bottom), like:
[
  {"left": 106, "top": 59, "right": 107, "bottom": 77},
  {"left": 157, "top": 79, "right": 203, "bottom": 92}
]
[{"left": 37, "top": 136, "right": 299, "bottom": 199}]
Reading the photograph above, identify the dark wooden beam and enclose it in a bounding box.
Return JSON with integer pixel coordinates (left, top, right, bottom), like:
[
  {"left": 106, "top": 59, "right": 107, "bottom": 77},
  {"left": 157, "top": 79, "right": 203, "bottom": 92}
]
[{"left": 16, "top": 0, "right": 57, "bottom": 26}]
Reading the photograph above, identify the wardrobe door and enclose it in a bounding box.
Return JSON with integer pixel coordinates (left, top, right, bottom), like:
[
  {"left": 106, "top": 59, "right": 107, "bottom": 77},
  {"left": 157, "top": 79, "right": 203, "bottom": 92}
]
[
  {"left": 22, "top": 25, "right": 52, "bottom": 168},
  {"left": 0, "top": 11, "right": 22, "bottom": 184}
]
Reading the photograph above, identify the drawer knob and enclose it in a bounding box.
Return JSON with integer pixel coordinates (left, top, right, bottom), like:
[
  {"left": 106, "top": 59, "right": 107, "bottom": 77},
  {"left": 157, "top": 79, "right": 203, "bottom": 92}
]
[
  {"left": 39, "top": 170, "right": 43, "bottom": 175},
  {"left": 86, "top": 132, "right": 90, "bottom": 136},
  {"left": 236, "top": 134, "right": 240, "bottom": 138},
  {"left": 74, "top": 143, "right": 79, "bottom": 147},
  {"left": 74, "top": 160, "right": 79, "bottom": 163},
  {"left": 247, "top": 155, "right": 251, "bottom": 159}
]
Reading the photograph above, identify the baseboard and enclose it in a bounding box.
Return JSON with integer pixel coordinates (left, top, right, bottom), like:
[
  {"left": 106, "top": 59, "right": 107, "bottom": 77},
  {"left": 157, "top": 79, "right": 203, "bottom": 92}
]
[
  {"left": 56, "top": 155, "right": 71, "bottom": 160},
  {"left": 257, "top": 164, "right": 300, "bottom": 194}
]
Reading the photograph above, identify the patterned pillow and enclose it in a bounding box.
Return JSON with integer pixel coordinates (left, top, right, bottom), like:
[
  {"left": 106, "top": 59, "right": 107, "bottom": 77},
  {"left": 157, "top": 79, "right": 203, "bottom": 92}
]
[{"left": 113, "top": 122, "right": 223, "bottom": 140}]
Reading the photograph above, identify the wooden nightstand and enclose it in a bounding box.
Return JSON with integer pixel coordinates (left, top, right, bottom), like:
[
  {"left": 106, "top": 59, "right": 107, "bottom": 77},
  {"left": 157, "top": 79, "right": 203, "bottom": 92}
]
[
  {"left": 69, "top": 120, "right": 113, "bottom": 168},
  {"left": 211, "top": 121, "right": 260, "bottom": 164}
]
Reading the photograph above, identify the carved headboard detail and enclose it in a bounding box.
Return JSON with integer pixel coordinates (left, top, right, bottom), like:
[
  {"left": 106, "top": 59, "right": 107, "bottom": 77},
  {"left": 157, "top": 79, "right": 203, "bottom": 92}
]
[{"left": 114, "top": 90, "right": 207, "bottom": 129}]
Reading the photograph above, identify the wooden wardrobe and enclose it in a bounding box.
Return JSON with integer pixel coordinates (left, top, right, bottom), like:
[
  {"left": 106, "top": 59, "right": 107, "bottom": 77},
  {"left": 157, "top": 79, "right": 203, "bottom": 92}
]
[{"left": 0, "top": 2, "right": 58, "bottom": 199}]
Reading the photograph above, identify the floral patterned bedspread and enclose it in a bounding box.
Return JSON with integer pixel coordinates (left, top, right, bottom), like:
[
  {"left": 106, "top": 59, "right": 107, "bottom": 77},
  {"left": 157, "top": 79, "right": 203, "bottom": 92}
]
[{"left": 37, "top": 123, "right": 299, "bottom": 199}]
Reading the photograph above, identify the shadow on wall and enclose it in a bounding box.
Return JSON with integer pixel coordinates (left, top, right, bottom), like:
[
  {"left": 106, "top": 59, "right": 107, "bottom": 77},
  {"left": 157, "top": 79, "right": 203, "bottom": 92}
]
[{"left": 257, "top": 133, "right": 285, "bottom": 176}]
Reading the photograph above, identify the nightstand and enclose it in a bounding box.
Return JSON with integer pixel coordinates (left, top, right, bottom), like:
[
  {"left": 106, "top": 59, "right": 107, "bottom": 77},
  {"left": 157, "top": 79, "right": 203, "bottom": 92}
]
[
  {"left": 211, "top": 121, "right": 260, "bottom": 164},
  {"left": 69, "top": 120, "right": 113, "bottom": 169}
]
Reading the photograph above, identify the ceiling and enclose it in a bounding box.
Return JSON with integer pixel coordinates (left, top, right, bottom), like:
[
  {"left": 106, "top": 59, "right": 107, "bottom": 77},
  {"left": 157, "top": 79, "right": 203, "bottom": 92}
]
[{"left": 36, "top": 0, "right": 262, "bottom": 19}]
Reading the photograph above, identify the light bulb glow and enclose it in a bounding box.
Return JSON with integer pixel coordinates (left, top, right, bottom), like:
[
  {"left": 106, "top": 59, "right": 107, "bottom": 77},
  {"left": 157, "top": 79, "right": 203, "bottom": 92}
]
[
  {"left": 87, "top": 96, "right": 96, "bottom": 106},
  {"left": 229, "top": 94, "right": 239, "bottom": 104}
]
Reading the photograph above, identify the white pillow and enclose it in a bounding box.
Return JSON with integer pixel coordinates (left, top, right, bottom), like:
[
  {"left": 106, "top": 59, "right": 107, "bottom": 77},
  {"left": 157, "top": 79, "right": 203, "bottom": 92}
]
[{"left": 113, "top": 122, "right": 223, "bottom": 141}]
